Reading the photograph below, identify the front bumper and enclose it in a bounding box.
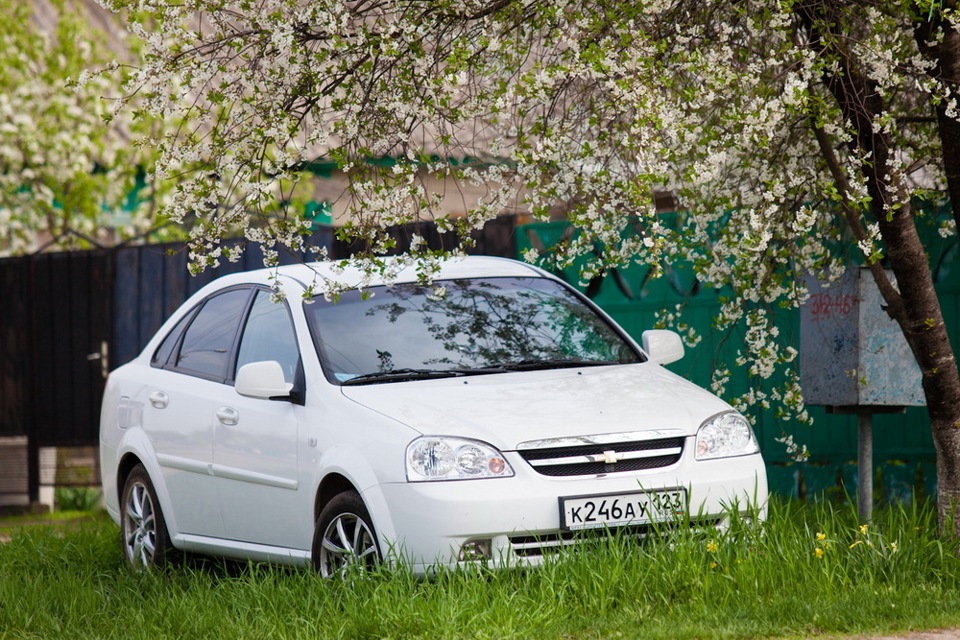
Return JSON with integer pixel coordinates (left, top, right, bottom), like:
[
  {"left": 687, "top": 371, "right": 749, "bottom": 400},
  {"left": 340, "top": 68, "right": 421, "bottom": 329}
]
[{"left": 373, "top": 452, "right": 767, "bottom": 573}]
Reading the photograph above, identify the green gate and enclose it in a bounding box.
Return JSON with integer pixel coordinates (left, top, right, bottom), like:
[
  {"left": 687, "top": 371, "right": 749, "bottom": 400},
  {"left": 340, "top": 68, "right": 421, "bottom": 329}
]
[{"left": 517, "top": 220, "right": 960, "bottom": 503}]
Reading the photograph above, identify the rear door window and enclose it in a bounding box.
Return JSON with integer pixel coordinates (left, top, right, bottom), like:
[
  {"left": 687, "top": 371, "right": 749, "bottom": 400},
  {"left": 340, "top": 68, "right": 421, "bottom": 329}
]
[{"left": 172, "top": 288, "right": 252, "bottom": 381}]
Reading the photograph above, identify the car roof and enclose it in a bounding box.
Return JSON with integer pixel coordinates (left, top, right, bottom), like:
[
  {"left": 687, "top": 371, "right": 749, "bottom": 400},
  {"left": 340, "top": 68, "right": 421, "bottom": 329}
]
[
  {"left": 135, "top": 255, "right": 557, "bottom": 364},
  {"left": 210, "top": 255, "right": 550, "bottom": 294}
]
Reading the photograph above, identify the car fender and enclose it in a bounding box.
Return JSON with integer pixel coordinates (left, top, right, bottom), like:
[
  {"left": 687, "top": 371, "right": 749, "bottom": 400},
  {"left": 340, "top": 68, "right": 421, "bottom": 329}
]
[
  {"left": 310, "top": 444, "right": 401, "bottom": 544},
  {"left": 112, "top": 427, "right": 184, "bottom": 540}
]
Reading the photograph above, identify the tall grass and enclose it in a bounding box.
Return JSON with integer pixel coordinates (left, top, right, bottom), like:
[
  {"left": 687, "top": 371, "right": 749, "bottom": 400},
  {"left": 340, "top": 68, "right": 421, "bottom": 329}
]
[{"left": 1, "top": 499, "right": 959, "bottom": 639}]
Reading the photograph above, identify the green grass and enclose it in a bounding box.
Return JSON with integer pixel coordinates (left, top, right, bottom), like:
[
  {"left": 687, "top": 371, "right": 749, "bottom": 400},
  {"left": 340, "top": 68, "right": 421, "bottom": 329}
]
[
  {"left": 0, "top": 509, "right": 110, "bottom": 526},
  {"left": 1, "top": 499, "right": 959, "bottom": 639}
]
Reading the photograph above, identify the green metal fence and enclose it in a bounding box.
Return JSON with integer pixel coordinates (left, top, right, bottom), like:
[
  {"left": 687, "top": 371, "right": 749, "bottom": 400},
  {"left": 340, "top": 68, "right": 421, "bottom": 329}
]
[{"left": 517, "top": 220, "right": 960, "bottom": 503}]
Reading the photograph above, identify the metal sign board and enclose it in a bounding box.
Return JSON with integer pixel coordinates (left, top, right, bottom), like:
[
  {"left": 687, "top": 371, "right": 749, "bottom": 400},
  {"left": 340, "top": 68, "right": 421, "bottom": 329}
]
[{"left": 800, "top": 268, "right": 925, "bottom": 407}]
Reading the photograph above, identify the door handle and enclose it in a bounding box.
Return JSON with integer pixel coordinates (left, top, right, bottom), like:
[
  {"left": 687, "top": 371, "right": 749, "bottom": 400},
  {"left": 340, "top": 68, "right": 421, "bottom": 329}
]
[
  {"left": 148, "top": 390, "right": 169, "bottom": 409},
  {"left": 216, "top": 406, "right": 239, "bottom": 426}
]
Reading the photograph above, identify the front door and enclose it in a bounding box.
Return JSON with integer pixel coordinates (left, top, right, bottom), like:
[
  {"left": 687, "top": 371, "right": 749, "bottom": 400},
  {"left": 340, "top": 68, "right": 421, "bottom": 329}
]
[{"left": 212, "top": 289, "right": 304, "bottom": 549}]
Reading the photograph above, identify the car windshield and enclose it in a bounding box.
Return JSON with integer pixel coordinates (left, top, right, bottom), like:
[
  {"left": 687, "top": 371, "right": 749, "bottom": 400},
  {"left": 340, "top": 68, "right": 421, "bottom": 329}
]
[{"left": 304, "top": 276, "right": 642, "bottom": 384}]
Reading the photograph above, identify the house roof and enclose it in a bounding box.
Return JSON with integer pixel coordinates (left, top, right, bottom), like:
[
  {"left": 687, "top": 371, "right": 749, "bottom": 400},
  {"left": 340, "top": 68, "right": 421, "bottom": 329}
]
[{"left": 31, "top": 0, "right": 129, "bottom": 57}]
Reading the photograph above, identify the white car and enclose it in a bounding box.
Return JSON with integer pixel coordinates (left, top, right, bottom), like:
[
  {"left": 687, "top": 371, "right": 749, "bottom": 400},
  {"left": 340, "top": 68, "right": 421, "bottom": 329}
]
[{"left": 99, "top": 255, "right": 767, "bottom": 576}]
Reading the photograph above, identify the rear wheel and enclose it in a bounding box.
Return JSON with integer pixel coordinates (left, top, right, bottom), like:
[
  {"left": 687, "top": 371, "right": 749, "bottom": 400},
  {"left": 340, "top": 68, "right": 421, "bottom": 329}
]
[
  {"left": 120, "top": 464, "right": 175, "bottom": 569},
  {"left": 312, "top": 491, "right": 381, "bottom": 578}
]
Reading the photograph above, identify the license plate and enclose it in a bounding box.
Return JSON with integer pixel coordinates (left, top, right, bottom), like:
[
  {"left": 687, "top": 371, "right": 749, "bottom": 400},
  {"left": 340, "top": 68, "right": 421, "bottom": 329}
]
[{"left": 559, "top": 488, "right": 687, "bottom": 530}]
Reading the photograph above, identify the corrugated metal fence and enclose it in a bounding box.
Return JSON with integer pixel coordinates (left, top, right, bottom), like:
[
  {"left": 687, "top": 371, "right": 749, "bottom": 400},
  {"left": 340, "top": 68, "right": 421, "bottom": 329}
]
[{"left": 518, "top": 220, "right": 960, "bottom": 503}]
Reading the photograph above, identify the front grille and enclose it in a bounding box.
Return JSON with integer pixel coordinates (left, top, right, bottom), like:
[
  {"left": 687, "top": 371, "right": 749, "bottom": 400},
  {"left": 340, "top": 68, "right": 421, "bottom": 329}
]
[
  {"left": 509, "top": 524, "right": 655, "bottom": 557},
  {"left": 509, "top": 517, "right": 718, "bottom": 558},
  {"left": 517, "top": 436, "right": 684, "bottom": 477}
]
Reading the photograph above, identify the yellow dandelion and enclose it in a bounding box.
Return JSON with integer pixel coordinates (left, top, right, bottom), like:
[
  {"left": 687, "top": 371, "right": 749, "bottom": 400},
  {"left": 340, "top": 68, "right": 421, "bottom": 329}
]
[
  {"left": 814, "top": 547, "right": 824, "bottom": 559},
  {"left": 710, "top": 561, "right": 718, "bottom": 569},
  {"left": 816, "top": 532, "right": 826, "bottom": 541},
  {"left": 890, "top": 542, "right": 899, "bottom": 552},
  {"left": 706, "top": 540, "right": 718, "bottom": 553},
  {"left": 859, "top": 524, "right": 869, "bottom": 535}
]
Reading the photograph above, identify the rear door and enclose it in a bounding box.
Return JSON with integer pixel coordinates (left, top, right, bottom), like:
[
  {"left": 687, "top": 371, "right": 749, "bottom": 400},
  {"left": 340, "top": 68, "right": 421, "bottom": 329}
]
[{"left": 144, "top": 287, "right": 253, "bottom": 538}]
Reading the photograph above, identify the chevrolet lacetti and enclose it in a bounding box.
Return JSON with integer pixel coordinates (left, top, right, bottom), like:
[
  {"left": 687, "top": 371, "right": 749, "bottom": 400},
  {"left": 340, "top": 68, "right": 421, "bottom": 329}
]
[{"left": 99, "top": 255, "right": 767, "bottom": 577}]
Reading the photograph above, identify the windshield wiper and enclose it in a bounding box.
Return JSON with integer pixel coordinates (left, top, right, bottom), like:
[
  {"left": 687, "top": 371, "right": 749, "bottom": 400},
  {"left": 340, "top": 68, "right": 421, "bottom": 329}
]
[
  {"left": 340, "top": 368, "right": 465, "bottom": 386},
  {"left": 499, "top": 358, "right": 621, "bottom": 372},
  {"left": 340, "top": 360, "right": 622, "bottom": 384}
]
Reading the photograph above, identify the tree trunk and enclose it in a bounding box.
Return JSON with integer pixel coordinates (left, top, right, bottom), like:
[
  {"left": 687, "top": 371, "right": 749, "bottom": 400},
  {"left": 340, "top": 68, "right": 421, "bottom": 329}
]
[
  {"left": 876, "top": 190, "right": 960, "bottom": 535},
  {"left": 915, "top": 3, "right": 960, "bottom": 235},
  {"left": 797, "top": 0, "right": 960, "bottom": 532},
  {"left": 913, "top": 5, "right": 960, "bottom": 532}
]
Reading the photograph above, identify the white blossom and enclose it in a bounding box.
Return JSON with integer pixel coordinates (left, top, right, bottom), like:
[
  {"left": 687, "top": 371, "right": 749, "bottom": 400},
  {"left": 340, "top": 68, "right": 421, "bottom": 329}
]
[{"left": 96, "top": 0, "right": 959, "bottom": 443}]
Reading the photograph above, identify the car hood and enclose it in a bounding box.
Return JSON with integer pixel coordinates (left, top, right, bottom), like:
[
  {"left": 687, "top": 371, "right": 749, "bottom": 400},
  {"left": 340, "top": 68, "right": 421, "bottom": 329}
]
[{"left": 339, "top": 363, "right": 733, "bottom": 450}]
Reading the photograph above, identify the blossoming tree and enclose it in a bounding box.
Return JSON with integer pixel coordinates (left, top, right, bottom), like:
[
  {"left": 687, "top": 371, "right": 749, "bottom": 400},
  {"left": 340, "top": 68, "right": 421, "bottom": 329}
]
[
  {"left": 99, "top": 0, "right": 960, "bottom": 530},
  {"left": 0, "top": 0, "right": 162, "bottom": 256}
]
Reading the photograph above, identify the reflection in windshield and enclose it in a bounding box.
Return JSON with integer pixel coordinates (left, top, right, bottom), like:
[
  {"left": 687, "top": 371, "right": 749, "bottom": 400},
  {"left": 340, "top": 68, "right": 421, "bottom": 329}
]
[{"left": 304, "top": 277, "right": 641, "bottom": 384}]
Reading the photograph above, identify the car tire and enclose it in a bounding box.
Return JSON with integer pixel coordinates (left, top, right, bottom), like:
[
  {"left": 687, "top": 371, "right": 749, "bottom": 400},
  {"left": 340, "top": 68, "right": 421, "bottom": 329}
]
[
  {"left": 120, "top": 464, "right": 176, "bottom": 569},
  {"left": 312, "top": 490, "right": 381, "bottom": 578}
]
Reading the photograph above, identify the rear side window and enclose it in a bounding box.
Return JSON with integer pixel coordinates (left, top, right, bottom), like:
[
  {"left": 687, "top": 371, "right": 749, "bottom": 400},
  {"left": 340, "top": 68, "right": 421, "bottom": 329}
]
[
  {"left": 151, "top": 312, "right": 193, "bottom": 367},
  {"left": 172, "top": 288, "right": 251, "bottom": 381}
]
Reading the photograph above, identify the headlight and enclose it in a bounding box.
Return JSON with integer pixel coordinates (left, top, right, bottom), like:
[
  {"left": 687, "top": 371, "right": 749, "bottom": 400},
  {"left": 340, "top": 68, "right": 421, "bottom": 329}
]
[
  {"left": 406, "top": 437, "right": 515, "bottom": 482},
  {"left": 695, "top": 412, "right": 760, "bottom": 460}
]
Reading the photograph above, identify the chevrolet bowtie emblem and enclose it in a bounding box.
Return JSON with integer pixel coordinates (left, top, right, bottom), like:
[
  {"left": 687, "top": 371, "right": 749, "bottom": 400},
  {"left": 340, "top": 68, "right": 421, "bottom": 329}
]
[{"left": 595, "top": 450, "right": 623, "bottom": 465}]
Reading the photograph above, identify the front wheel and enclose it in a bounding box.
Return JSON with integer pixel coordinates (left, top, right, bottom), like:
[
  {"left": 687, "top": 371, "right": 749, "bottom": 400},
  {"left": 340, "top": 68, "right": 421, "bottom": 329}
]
[
  {"left": 312, "top": 490, "right": 381, "bottom": 578},
  {"left": 120, "top": 464, "right": 175, "bottom": 569}
]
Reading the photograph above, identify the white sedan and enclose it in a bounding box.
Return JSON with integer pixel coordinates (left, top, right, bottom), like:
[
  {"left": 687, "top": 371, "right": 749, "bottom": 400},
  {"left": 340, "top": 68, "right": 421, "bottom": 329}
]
[{"left": 99, "top": 255, "right": 767, "bottom": 576}]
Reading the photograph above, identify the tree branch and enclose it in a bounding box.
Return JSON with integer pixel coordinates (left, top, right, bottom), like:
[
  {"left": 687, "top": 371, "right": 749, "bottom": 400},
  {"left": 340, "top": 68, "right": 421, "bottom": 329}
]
[{"left": 809, "top": 120, "right": 903, "bottom": 311}]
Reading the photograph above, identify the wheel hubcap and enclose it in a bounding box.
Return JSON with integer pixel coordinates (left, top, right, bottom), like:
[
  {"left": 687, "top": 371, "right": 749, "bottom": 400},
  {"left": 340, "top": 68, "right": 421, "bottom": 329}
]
[
  {"left": 123, "top": 481, "right": 157, "bottom": 568},
  {"left": 318, "top": 513, "right": 378, "bottom": 578}
]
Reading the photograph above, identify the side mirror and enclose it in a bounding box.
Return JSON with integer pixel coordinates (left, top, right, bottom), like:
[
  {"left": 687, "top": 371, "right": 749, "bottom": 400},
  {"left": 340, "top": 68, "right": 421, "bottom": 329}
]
[
  {"left": 235, "top": 361, "right": 294, "bottom": 399},
  {"left": 641, "top": 330, "right": 685, "bottom": 365}
]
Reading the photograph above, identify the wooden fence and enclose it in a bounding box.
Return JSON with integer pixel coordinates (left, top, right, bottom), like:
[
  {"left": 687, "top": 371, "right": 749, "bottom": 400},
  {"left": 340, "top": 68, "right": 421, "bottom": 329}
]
[{"left": 0, "top": 217, "right": 516, "bottom": 504}]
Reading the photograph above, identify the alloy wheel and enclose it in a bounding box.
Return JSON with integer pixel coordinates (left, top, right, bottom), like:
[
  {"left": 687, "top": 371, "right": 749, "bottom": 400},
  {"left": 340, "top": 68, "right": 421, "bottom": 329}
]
[
  {"left": 123, "top": 481, "right": 157, "bottom": 567},
  {"left": 318, "top": 513, "right": 378, "bottom": 578}
]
